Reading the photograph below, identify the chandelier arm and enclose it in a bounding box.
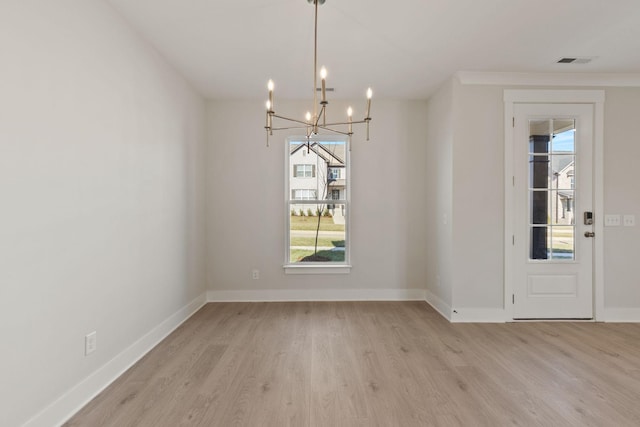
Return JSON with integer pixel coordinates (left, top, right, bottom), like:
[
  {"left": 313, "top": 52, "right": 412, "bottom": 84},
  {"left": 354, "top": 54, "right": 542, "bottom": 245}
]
[
  {"left": 272, "top": 114, "right": 310, "bottom": 126},
  {"left": 314, "top": 125, "right": 351, "bottom": 136},
  {"left": 323, "top": 120, "right": 369, "bottom": 126},
  {"left": 271, "top": 126, "right": 309, "bottom": 131}
]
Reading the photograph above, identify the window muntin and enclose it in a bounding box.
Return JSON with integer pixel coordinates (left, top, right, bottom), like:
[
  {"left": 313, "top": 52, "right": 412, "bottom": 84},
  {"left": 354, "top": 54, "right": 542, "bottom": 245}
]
[{"left": 287, "top": 138, "right": 349, "bottom": 266}]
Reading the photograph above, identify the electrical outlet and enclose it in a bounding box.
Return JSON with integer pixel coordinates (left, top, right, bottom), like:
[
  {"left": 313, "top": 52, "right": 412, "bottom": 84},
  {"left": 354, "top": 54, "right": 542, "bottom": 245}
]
[
  {"left": 623, "top": 215, "right": 636, "bottom": 227},
  {"left": 604, "top": 214, "right": 621, "bottom": 227},
  {"left": 252, "top": 269, "right": 260, "bottom": 280},
  {"left": 85, "top": 331, "right": 97, "bottom": 356}
]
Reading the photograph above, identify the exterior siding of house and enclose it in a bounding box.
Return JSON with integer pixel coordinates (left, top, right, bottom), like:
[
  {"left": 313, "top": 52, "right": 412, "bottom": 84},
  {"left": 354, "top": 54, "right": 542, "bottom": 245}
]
[{"left": 289, "top": 143, "right": 346, "bottom": 215}]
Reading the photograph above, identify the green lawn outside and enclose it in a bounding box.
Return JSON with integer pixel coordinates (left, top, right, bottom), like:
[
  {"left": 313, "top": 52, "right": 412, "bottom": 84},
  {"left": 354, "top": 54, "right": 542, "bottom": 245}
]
[
  {"left": 290, "top": 237, "right": 345, "bottom": 248},
  {"left": 290, "top": 215, "right": 345, "bottom": 232}
]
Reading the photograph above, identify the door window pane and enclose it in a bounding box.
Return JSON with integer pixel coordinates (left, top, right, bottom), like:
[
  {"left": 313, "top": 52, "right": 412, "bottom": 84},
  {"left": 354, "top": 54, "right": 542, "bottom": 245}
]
[
  {"left": 551, "top": 190, "right": 574, "bottom": 225},
  {"left": 552, "top": 120, "right": 575, "bottom": 153},
  {"left": 551, "top": 226, "right": 575, "bottom": 260},
  {"left": 529, "top": 190, "right": 550, "bottom": 225},
  {"left": 529, "top": 226, "right": 575, "bottom": 260}
]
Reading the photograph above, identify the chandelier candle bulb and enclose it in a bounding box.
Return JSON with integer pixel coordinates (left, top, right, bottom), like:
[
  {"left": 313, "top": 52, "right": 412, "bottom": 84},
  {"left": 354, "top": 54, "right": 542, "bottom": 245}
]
[
  {"left": 267, "top": 80, "right": 274, "bottom": 111},
  {"left": 347, "top": 107, "right": 353, "bottom": 134},
  {"left": 366, "top": 87, "right": 372, "bottom": 118},
  {"left": 320, "top": 67, "right": 327, "bottom": 103}
]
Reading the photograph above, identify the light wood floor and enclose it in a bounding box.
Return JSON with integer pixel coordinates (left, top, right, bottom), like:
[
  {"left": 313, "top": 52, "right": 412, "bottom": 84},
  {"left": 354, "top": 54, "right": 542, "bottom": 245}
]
[{"left": 66, "top": 302, "right": 640, "bottom": 426}]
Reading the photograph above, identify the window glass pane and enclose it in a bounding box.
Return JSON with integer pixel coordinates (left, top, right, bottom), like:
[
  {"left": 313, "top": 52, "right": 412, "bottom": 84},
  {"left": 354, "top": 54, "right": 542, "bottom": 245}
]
[
  {"left": 528, "top": 119, "right": 577, "bottom": 262},
  {"left": 529, "top": 120, "right": 550, "bottom": 154},
  {"left": 551, "top": 226, "right": 575, "bottom": 260},
  {"left": 552, "top": 120, "right": 575, "bottom": 153},
  {"left": 288, "top": 139, "right": 348, "bottom": 265},
  {"left": 529, "top": 155, "right": 550, "bottom": 189},
  {"left": 551, "top": 155, "right": 575, "bottom": 190},
  {"left": 550, "top": 190, "right": 574, "bottom": 225},
  {"left": 529, "top": 226, "right": 575, "bottom": 260},
  {"left": 289, "top": 141, "right": 347, "bottom": 201},
  {"left": 289, "top": 205, "right": 346, "bottom": 263},
  {"left": 530, "top": 190, "right": 550, "bottom": 225},
  {"left": 530, "top": 226, "right": 549, "bottom": 260}
]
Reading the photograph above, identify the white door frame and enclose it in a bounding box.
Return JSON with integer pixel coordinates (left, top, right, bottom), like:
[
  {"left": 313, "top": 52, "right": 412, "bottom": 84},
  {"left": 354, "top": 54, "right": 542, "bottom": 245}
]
[{"left": 504, "top": 90, "right": 605, "bottom": 321}]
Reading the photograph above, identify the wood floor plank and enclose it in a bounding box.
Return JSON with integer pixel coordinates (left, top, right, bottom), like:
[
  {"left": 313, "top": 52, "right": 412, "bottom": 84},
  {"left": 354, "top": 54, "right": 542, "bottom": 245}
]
[{"left": 66, "top": 302, "right": 640, "bottom": 427}]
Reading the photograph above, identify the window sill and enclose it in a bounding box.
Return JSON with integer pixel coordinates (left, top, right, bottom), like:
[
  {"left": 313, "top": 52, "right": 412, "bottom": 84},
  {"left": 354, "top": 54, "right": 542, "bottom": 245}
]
[{"left": 284, "top": 264, "right": 352, "bottom": 275}]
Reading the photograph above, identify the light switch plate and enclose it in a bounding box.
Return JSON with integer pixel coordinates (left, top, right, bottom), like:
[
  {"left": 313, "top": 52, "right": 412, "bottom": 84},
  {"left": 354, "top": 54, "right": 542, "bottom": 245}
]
[
  {"left": 85, "top": 331, "right": 97, "bottom": 356},
  {"left": 623, "top": 215, "right": 635, "bottom": 227},
  {"left": 604, "top": 214, "right": 621, "bottom": 227}
]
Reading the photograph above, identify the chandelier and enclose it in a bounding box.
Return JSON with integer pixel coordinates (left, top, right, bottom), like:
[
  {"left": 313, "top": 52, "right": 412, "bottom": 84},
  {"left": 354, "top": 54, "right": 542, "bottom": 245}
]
[{"left": 264, "top": 0, "right": 372, "bottom": 147}]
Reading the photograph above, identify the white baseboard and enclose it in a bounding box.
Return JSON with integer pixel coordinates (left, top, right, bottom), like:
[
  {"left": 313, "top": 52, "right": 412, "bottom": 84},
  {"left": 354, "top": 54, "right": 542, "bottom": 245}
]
[
  {"left": 603, "top": 308, "right": 640, "bottom": 322},
  {"left": 24, "top": 293, "right": 207, "bottom": 427},
  {"left": 207, "top": 288, "right": 426, "bottom": 302},
  {"left": 450, "top": 307, "right": 506, "bottom": 323},
  {"left": 424, "top": 290, "right": 505, "bottom": 323},
  {"left": 424, "top": 289, "right": 452, "bottom": 321}
]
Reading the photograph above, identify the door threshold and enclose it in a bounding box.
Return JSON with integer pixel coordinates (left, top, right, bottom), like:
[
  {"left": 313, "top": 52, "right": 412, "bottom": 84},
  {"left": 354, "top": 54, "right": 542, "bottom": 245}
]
[{"left": 512, "top": 318, "right": 594, "bottom": 322}]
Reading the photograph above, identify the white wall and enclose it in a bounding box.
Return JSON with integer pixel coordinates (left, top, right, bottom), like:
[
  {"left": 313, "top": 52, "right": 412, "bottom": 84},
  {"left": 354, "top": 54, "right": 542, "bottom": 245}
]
[
  {"left": 601, "top": 88, "right": 640, "bottom": 309},
  {"left": 0, "top": 1, "right": 206, "bottom": 426},
  {"left": 206, "top": 99, "right": 428, "bottom": 299},
  {"left": 451, "top": 81, "right": 505, "bottom": 311},
  {"left": 427, "top": 77, "right": 640, "bottom": 317},
  {"left": 425, "top": 80, "right": 454, "bottom": 314}
]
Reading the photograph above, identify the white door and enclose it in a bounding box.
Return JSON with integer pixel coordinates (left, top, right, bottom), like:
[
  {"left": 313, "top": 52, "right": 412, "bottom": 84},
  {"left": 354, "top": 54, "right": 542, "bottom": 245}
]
[{"left": 512, "top": 103, "right": 594, "bottom": 319}]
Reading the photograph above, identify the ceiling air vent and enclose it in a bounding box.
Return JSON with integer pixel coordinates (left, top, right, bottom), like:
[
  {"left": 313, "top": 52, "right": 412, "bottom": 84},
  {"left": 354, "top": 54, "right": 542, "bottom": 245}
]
[{"left": 557, "top": 57, "right": 594, "bottom": 64}]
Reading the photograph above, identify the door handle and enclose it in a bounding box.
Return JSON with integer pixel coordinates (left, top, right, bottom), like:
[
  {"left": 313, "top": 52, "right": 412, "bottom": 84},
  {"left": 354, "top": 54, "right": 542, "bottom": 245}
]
[{"left": 584, "top": 231, "right": 595, "bottom": 238}]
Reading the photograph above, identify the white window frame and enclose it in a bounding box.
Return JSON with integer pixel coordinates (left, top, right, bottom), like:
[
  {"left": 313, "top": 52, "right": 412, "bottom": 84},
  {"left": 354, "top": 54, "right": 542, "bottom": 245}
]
[{"left": 285, "top": 136, "right": 351, "bottom": 274}]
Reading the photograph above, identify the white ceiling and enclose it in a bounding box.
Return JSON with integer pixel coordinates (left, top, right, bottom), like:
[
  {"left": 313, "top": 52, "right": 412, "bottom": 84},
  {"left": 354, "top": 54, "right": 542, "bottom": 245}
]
[{"left": 106, "top": 0, "right": 640, "bottom": 100}]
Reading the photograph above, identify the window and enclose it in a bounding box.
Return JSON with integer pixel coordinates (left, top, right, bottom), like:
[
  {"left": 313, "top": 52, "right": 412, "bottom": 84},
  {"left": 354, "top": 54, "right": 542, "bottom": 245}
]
[
  {"left": 286, "top": 137, "right": 349, "bottom": 270},
  {"left": 292, "top": 189, "right": 317, "bottom": 200},
  {"left": 294, "top": 164, "right": 315, "bottom": 178}
]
